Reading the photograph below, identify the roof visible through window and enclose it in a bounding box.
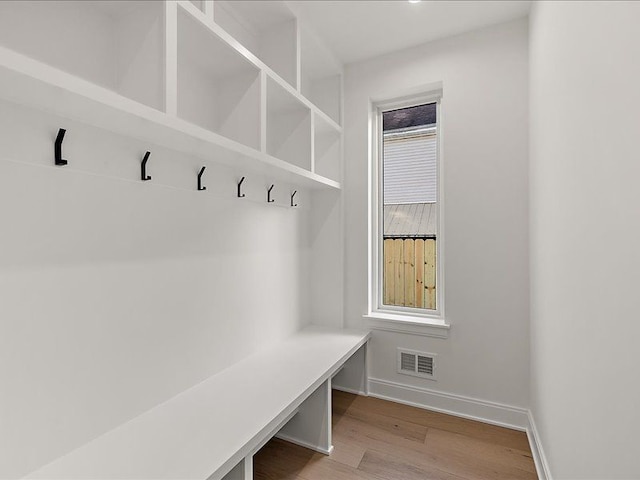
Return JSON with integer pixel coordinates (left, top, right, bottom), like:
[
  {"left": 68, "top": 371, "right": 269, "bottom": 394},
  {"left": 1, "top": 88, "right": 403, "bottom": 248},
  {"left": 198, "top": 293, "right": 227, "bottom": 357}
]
[{"left": 383, "top": 103, "right": 436, "bottom": 131}]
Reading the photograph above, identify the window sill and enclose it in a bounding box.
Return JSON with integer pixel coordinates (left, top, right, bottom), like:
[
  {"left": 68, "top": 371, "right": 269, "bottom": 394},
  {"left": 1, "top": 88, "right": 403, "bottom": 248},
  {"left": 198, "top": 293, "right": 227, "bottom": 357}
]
[{"left": 362, "top": 312, "right": 450, "bottom": 339}]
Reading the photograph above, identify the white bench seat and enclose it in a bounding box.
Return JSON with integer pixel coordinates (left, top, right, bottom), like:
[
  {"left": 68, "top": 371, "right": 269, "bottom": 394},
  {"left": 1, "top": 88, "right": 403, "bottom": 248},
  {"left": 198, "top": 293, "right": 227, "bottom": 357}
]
[{"left": 26, "top": 326, "right": 370, "bottom": 480}]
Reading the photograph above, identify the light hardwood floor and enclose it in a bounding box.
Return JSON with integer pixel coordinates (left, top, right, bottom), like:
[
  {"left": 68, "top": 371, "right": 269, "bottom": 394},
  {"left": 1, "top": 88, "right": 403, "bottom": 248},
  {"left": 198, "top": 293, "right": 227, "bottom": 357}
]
[{"left": 254, "top": 390, "right": 537, "bottom": 480}]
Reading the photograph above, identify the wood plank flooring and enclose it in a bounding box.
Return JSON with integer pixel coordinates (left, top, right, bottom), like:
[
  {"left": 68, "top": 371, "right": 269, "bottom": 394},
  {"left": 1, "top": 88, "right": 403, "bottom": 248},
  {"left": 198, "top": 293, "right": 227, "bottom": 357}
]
[{"left": 254, "top": 390, "right": 537, "bottom": 480}]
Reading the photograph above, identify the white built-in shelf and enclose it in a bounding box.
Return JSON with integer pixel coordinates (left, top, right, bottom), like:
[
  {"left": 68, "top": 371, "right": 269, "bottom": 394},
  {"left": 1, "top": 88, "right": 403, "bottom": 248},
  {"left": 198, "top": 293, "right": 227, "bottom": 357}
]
[
  {"left": 0, "top": 45, "right": 339, "bottom": 189},
  {"left": 314, "top": 112, "right": 342, "bottom": 183},
  {"left": 177, "top": 7, "right": 261, "bottom": 150},
  {"left": 214, "top": 0, "right": 298, "bottom": 90},
  {"left": 267, "top": 76, "right": 312, "bottom": 171},
  {"left": 0, "top": 0, "right": 343, "bottom": 191},
  {"left": 0, "top": 0, "right": 165, "bottom": 111},
  {"left": 188, "top": 0, "right": 206, "bottom": 13}
]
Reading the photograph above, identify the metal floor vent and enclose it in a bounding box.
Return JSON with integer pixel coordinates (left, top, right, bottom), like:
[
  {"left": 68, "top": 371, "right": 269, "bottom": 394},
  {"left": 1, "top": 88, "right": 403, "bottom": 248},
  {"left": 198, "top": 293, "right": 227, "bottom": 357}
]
[{"left": 397, "top": 349, "right": 436, "bottom": 380}]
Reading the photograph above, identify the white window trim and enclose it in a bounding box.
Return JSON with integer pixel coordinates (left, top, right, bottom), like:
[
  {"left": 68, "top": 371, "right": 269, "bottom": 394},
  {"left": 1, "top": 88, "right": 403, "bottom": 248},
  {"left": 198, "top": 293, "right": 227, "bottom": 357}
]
[{"left": 366, "top": 89, "right": 449, "bottom": 336}]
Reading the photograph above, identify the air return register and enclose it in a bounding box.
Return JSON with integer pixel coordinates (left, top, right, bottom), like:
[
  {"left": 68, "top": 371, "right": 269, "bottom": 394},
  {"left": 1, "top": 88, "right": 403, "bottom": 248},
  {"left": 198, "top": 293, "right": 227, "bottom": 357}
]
[{"left": 397, "top": 348, "right": 436, "bottom": 380}]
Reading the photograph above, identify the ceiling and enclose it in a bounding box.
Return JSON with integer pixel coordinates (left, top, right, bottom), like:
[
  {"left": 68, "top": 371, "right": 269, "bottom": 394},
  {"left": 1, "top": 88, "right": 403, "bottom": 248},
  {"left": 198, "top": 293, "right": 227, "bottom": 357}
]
[{"left": 287, "top": 1, "right": 531, "bottom": 65}]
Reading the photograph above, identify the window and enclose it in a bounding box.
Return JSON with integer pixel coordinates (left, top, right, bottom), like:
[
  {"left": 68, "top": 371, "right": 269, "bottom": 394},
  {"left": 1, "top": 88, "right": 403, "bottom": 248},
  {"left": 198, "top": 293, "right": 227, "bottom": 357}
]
[{"left": 371, "top": 94, "right": 443, "bottom": 321}]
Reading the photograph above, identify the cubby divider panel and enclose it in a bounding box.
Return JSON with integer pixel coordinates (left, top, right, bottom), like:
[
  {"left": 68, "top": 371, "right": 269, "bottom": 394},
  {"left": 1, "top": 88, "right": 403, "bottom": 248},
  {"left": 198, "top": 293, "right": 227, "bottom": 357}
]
[
  {"left": 267, "top": 77, "right": 312, "bottom": 170},
  {"left": 0, "top": 0, "right": 165, "bottom": 111},
  {"left": 314, "top": 113, "right": 341, "bottom": 182},
  {"left": 214, "top": 0, "right": 297, "bottom": 89},
  {"left": 188, "top": 0, "right": 205, "bottom": 14},
  {"left": 177, "top": 7, "right": 261, "bottom": 150}
]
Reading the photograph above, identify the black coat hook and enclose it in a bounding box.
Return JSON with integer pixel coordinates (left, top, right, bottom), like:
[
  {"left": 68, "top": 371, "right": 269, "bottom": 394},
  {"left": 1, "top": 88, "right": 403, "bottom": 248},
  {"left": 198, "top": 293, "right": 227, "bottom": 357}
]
[
  {"left": 267, "top": 184, "right": 275, "bottom": 203},
  {"left": 291, "top": 190, "right": 298, "bottom": 207},
  {"left": 54, "top": 128, "right": 67, "bottom": 166},
  {"left": 237, "top": 177, "right": 246, "bottom": 198},
  {"left": 141, "top": 151, "right": 151, "bottom": 181},
  {"left": 197, "top": 166, "right": 207, "bottom": 191}
]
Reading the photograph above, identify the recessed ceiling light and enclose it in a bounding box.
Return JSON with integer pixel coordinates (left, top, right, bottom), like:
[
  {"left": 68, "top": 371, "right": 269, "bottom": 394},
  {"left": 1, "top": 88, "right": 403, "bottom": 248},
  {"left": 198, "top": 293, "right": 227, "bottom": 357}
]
[{"left": 408, "top": 0, "right": 422, "bottom": 3}]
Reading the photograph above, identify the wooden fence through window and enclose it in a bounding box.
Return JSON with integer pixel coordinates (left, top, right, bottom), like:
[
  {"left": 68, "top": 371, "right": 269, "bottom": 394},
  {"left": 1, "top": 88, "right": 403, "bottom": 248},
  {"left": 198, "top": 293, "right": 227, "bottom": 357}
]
[{"left": 383, "top": 238, "right": 436, "bottom": 310}]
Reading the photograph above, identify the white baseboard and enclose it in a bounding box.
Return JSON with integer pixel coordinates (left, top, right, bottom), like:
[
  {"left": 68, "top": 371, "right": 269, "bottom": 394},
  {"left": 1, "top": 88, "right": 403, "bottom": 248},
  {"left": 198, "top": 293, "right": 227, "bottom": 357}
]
[
  {"left": 526, "top": 410, "right": 552, "bottom": 480},
  {"left": 368, "top": 377, "right": 529, "bottom": 431},
  {"left": 332, "top": 385, "right": 368, "bottom": 396},
  {"left": 347, "top": 378, "right": 552, "bottom": 479}
]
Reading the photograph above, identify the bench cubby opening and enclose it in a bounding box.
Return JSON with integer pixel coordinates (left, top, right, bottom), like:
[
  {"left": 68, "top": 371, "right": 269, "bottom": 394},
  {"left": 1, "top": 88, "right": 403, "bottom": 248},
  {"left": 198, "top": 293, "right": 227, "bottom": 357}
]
[
  {"left": 332, "top": 343, "right": 368, "bottom": 396},
  {"left": 221, "top": 457, "right": 251, "bottom": 480},
  {"left": 276, "top": 378, "right": 332, "bottom": 454}
]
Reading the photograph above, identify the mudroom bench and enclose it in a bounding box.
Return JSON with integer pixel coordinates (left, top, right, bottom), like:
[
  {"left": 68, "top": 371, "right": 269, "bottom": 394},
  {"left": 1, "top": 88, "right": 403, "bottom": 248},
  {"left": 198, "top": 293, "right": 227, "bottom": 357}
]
[{"left": 26, "top": 326, "right": 370, "bottom": 480}]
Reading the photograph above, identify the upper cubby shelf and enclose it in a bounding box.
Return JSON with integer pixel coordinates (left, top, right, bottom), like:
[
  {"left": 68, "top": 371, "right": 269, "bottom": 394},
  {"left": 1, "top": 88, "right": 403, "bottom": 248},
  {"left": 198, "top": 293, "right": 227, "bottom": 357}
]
[
  {"left": 177, "top": 7, "right": 261, "bottom": 150},
  {"left": 267, "top": 76, "right": 312, "bottom": 171},
  {"left": 0, "top": 0, "right": 165, "bottom": 112},
  {"left": 214, "top": 1, "right": 297, "bottom": 90},
  {"left": 314, "top": 112, "right": 341, "bottom": 183},
  {"left": 0, "top": 46, "right": 339, "bottom": 190},
  {"left": 0, "top": 0, "right": 343, "bottom": 191}
]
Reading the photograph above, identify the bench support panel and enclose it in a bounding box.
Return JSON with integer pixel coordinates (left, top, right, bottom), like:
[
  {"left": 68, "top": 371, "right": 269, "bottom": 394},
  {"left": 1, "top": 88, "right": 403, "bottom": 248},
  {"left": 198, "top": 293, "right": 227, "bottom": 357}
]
[
  {"left": 276, "top": 378, "right": 332, "bottom": 455},
  {"left": 332, "top": 343, "right": 368, "bottom": 396},
  {"left": 220, "top": 456, "right": 252, "bottom": 480}
]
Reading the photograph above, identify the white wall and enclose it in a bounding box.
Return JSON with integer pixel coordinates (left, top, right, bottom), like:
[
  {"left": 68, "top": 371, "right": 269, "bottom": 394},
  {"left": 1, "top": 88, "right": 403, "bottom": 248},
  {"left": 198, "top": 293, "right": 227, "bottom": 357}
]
[
  {"left": 530, "top": 2, "right": 640, "bottom": 478},
  {"left": 343, "top": 19, "right": 530, "bottom": 420},
  {"left": 0, "top": 100, "right": 315, "bottom": 478},
  {"left": 308, "top": 189, "right": 344, "bottom": 328}
]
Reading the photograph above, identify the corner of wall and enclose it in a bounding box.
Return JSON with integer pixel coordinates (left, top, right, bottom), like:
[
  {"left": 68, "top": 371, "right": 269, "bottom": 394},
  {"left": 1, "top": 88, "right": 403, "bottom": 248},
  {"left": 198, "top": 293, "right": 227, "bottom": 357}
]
[{"left": 526, "top": 410, "right": 552, "bottom": 480}]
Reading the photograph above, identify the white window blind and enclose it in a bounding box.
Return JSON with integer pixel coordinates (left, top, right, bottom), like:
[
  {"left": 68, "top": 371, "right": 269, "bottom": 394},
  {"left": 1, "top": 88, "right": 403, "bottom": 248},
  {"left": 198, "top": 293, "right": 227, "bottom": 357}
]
[{"left": 383, "top": 130, "right": 436, "bottom": 204}]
